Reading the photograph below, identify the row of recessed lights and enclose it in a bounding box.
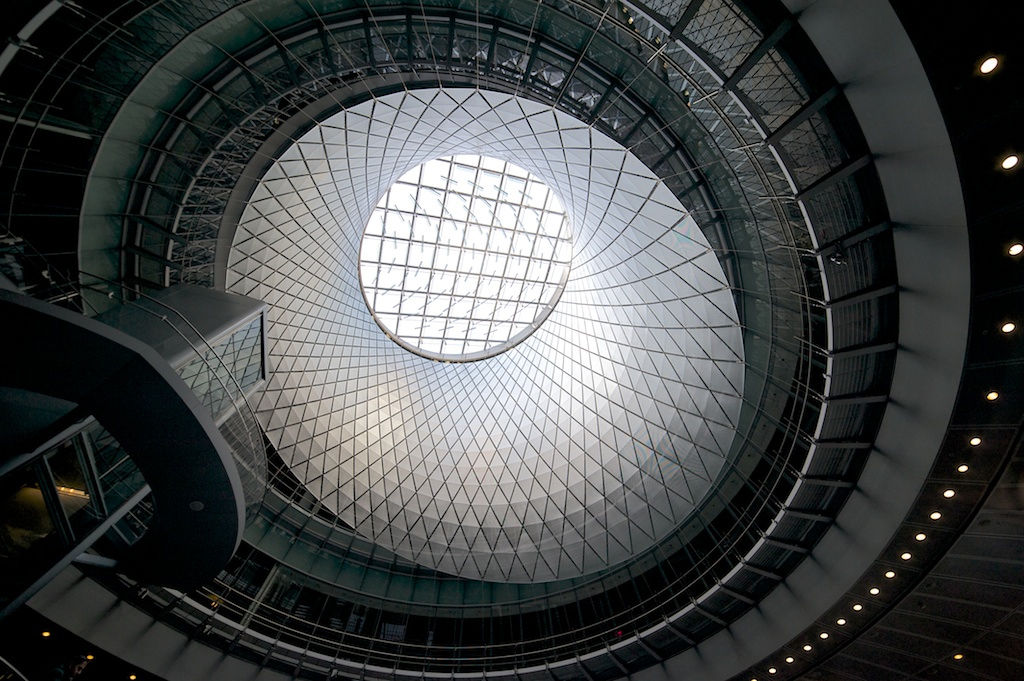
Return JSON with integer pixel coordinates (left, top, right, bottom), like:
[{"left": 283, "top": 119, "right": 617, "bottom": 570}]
[
  {"left": 982, "top": 57, "right": 1021, "bottom": 172},
  {"left": 750, "top": 465, "right": 974, "bottom": 679}
]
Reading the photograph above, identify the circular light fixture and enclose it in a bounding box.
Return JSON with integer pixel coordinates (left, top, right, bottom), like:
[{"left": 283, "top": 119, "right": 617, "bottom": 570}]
[
  {"left": 785, "top": 657, "right": 794, "bottom": 664},
  {"left": 819, "top": 632, "right": 830, "bottom": 639},
  {"left": 986, "top": 390, "right": 1000, "bottom": 401},
  {"left": 1002, "top": 154, "right": 1020, "bottom": 170},
  {"left": 884, "top": 570, "right": 896, "bottom": 579},
  {"left": 1009, "top": 243, "right": 1024, "bottom": 256},
  {"left": 853, "top": 603, "right": 863, "bottom": 611},
  {"left": 359, "top": 155, "right": 572, "bottom": 362},
  {"left": 768, "top": 668, "right": 777, "bottom": 675},
  {"left": 41, "top": 631, "right": 50, "bottom": 638},
  {"left": 129, "top": 676, "right": 137, "bottom": 680},
  {"left": 803, "top": 644, "right": 813, "bottom": 652},
  {"left": 957, "top": 463, "right": 969, "bottom": 473},
  {"left": 930, "top": 511, "right": 943, "bottom": 520},
  {"left": 943, "top": 489, "right": 956, "bottom": 498},
  {"left": 86, "top": 655, "right": 94, "bottom": 661},
  {"left": 869, "top": 587, "right": 880, "bottom": 595},
  {"left": 1001, "top": 322, "right": 1016, "bottom": 333},
  {"left": 953, "top": 653, "right": 964, "bottom": 661},
  {"left": 915, "top": 532, "right": 927, "bottom": 541},
  {"left": 980, "top": 56, "right": 999, "bottom": 73},
  {"left": 969, "top": 436, "right": 982, "bottom": 446},
  {"left": 900, "top": 552, "right": 912, "bottom": 560},
  {"left": 836, "top": 618, "right": 846, "bottom": 625}
]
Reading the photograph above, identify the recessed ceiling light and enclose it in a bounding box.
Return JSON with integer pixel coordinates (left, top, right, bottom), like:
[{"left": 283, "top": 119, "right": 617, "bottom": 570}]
[
  {"left": 1002, "top": 154, "right": 1020, "bottom": 170},
  {"left": 870, "top": 587, "right": 880, "bottom": 595},
  {"left": 957, "top": 464, "right": 969, "bottom": 473},
  {"left": 915, "top": 533, "right": 927, "bottom": 541},
  {"left": 969, "top": 436, "right": 982, "bottom": 446},
  {"left": 41, "top": 631, "right": 50, "bottom": 638},
  {"left": 785, "top": 656, "right": 794, "bottom": 663},
  {"left": 943, "top": 489, "right": 956, "bottom": 498},
  {"left": 86, "top": 655, "right": 94, "bottom": 660},
  {"left": 953, "top": 653, "right": 964, "bottom": 661},
  {"left": 980, "top": 56, "right": 999, "bottom": 73},
  {"left": 930, "top": 511, "right": 942, "bottom": 520},
  {"left": 1001, "top": 322, "right": 1016, "bottom": 333},
  {"left": 819, "top": 632, "right": 829, "bottom": 639},
  {"left": 803, "top": 644, "right": 813, "bottom": 652},
  {"left": 836, "top": 618, "right": 846, "bottom": 625},
  {"left": 884, "top": 570, "right": 896, "bottom": 579},
  {"left": 900, "top": 552, "right": 912, "bottom": 560},
  {"left": 129, "top": 676, "right": 137, "bottom": 681},
  {"left": 986, "top": 391, "right": 1000, "bottom": 401},
  {"left": 1010, "top": 243, "right": 1024, "bottom": 256},
  {"left": 853, "top": 603, "right": 863, "bottom": 611},
  {"left": 768, "top": 668, "right": 777, "bottom": 675}
]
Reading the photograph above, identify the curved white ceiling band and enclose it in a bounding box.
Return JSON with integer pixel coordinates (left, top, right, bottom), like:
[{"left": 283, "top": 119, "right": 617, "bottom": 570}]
[{"left": 227, "top": 88, "right": 744, "bottom": 583}]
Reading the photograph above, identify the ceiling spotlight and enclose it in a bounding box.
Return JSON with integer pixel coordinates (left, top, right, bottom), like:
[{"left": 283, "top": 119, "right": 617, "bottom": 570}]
[
  {"left": 943, "top": 489, "right": 956, "bottom": 498},
  {"left": 957, "top": 464, "right": 969, "bottom": 473},
  {"left": 41, "top": 631, "right": 50, "bottom": 638},
  {"left": 870, "top": 587, "right": 880, "bottom": 595},
  {"left": 986, "top": 391, "right": 1000, "bottom": 401},
  {"left": 980, "top": 56, "right": 999, "bottom": 73},
  {"left": 1001, "top": 322, "right": 1016, "bottom": 333},
  {"left": 819, "top": 632, "right": 829, "bottom": 639},
  {"left": 915, "top": 533, "right": 927, "bottom": 541},
  {"left": 1002, "top": 154, "right": 1020, "bottom": 170},
  {"left": 930, "top": 511, "right": 942, "bottom": 520},
  {"left": 86, "top": 655, "right": 94, "bottom": 661},
  {"left": 1010, "top": 243, "right": 1024, "bottom": 256},
  {"left": 969, "top": 436, "right": 982, "bottom": 446},
  {"left": 803, "top": 644, "right": 813, "bottom": 652},
  {"left": 884, "top": 570, "right": 896, "bottom": 579},
  {"left": 768, "top": 668, "right": 777, "bottom": 675},
  {"left": 836, "top": 618, "right": 847, "bottom": 625},
  {"left": 900, "top": 552, "right": 912, "bottom": 560},
  {"left": 785, "top": 657, "right": 794, "bottom": 663},
  {"left": 953, "top": 653, "right": 964, "bottom": 661},
  {"left": 129, "top": 676, "right": 137, "bottom": 681},
  {"left": 853, "top": 603, "right": 863, "bottom": 611}
]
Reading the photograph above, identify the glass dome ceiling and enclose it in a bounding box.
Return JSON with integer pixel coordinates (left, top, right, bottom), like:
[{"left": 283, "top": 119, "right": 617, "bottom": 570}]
[{"left": 359, "top": 155, "right": 572, "bottom": 361}]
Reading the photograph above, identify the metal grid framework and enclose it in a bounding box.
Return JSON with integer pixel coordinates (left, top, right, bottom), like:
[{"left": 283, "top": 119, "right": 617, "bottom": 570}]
[
  {"left": 359, "top": 155, "right": 572, "bottom": 361},
  {"left": 229, "top": 89, "right": 744, "bottom": 583},
  {"left": 0, "top": 0, "right": 903, "bottom": 677}
]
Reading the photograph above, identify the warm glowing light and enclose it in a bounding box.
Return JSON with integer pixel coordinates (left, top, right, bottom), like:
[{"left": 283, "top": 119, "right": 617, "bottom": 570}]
[
  {"left": 969, "top": 436, "right": 982, "bottom": 446},
  {"left": 130, "top": 676, "right": 137, "bottom": 680},
  {"left": 86, "top": 655, "right": 94, "bottom": 661},
  {"left": 901, "top": 552, "right": 912, "bottom": 560},
  {"left": 836, "top": 618, "right": 846, "bottom": 626},
  {"left": 41, "top": 631, "right": 51, "bottom": 638},
  {"left": 1010, "top": 243, "right": 1024, "bottom": 256},
  {"left": 930, "top": 511, "right": 942, "bottom": 520},
  {"left": 819, "top": 632, "right": 829, "bottom": 639},
  {"left": 884, "top": 570, "right": 896, "bottom": 579},
  {"left": 803, "top": 644, "right": 813, "bottom": 652},
  {"left": 953, "top": 653, "right": 964, "bottom": 661},
  {"left": 957, "top": 464, "right": 969, "bottom": 473},
  {"left": 986, "top": 391, "right": 1000, "bottom": 401},
  {"left": 943, "top": 489, "right": 956, "bottom": 498},
  {"left": 785, "top": 657, "right": 794, "bottom": 664},
  {"left": 915, "top": 533, "right": 927, "bottom": 541},
  {"left": 768, "top": 669, "right": 777, "bottom": 675},
  {"left": 980, "top": 56, "right": 999, "bottom": 74},
  {"left": 1001, "top": 154, "right": 1019, "bottom": 170},
  {"left": 870, "top": 587, "right": 880, "bottom": 595},
  {"left": 853, "top": 603, "right": 863, "bottom": 611},
  {"left": 1001, "top": 322, "right": 1016, "bottom": 333}
]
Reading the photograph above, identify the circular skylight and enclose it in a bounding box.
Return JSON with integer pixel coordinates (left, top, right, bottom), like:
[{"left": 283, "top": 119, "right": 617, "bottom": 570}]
[{"left": 358, "top": 155, "right": 572, "bottom": 361}]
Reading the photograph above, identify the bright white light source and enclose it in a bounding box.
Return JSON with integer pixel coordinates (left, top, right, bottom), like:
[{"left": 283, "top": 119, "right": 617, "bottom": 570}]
[
  {"left": 980, "top": 57, "right": 999, "bottom": 74},
  {"left": 1001, "top": 154, "right": 1019, "bottom": 170},
  {"left": 1009, "top": 243, "right": 1023, "bottom": 256},
  {"left": 360, "top": 155, "right": 572, "bottom": 361}
]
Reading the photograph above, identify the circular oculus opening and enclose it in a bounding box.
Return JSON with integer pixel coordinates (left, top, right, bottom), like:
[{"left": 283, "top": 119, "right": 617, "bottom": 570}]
[{"left": 359, "top": 155, "right": 572, "bottom": 361}]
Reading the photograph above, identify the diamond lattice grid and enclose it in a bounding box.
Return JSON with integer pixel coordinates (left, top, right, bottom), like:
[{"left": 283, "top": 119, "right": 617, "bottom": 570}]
[{"left": 227, "top": 89, "right": 745, "bottom": 583}]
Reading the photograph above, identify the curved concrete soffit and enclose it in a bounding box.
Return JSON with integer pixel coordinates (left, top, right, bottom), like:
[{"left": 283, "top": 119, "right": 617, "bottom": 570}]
[{"left": 0, "top": 290, "right": 246, "bottom": 588}]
